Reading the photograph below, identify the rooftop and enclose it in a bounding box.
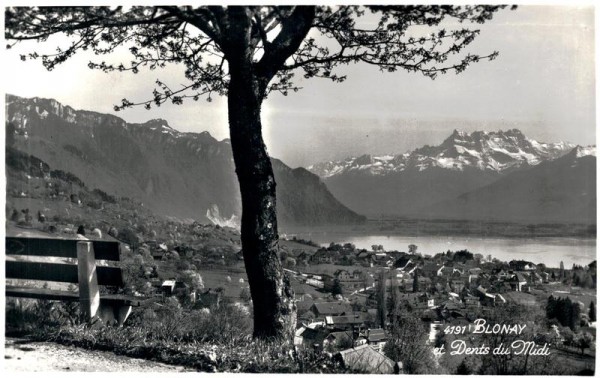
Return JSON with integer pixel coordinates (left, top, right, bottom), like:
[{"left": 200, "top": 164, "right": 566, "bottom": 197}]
[{"left": 337, "top": 344, "right": 397, "bottom": 374}]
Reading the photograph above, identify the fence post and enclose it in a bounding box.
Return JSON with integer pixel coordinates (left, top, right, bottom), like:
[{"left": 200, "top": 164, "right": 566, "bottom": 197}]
[{"left": 77, "top": 241, "right": 100, "bottom": 321}]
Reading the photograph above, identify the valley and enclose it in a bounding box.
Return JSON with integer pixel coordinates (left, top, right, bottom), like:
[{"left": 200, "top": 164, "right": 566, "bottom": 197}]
[{"left": 5, "top": 95, "right": 596, "bottom": 376}]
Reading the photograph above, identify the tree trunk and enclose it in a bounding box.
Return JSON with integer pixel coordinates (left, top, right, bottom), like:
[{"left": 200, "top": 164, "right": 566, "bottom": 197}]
[{"left": 227, "top": 65, "right": 296, "bottom": 339}]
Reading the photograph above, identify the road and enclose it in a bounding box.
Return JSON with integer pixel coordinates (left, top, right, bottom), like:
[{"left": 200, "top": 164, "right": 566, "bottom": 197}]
[{"left": 4, "top": 337, "right": 192, "bottom": 372}]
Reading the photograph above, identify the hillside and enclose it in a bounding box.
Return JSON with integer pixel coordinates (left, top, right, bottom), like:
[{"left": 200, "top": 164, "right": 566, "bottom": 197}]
[
  {"left": 419, "top": 146, "right": 596, "bottom": 223},
  {"left": 5, "top": 94, "right": 364, "bottom": 226}
]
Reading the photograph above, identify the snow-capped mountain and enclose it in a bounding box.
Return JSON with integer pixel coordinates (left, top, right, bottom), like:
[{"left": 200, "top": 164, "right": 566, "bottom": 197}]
[
  {"left": 572, "top": 145, "right": 596, "bottom": 158},
  {"left": 307, "top": 129, "right": 594, "bottom": 220},
  {"left": 419, "top": 144, "right": 596, "bottom": 223},
  {"left": 309, "top": 129, "right": 575, "bottom": 178}
]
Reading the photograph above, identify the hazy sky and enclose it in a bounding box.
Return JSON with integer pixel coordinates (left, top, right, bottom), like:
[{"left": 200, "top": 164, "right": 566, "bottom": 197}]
[{"left": 2, "top": 5, "right": 596, "bottom": 167}]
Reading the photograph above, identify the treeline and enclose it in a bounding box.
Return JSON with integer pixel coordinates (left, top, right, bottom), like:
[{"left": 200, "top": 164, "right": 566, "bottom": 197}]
[
  {"left": 570, "top": 264, "right": 596, "bottom": 289},
  {"left": 546, "top": 295, "right": 593, "bottom": 330}
]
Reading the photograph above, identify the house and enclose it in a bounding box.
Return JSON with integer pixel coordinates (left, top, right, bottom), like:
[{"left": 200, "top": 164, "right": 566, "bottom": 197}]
[
  {"left": 528, "top": 272, "right": 543, "bottom": 285},
  {"left": 325, "top": 269, "right": 367, "bottom": 292},
  {"left": 540, "top": 271, "right": 550, "bottom": 283},
  {"left": 306, "top": 276, "right": 325, "bottom": 289},
  {"left": 356, "top": 251, "right": 375, "bottom": 266},
  {"left": 310, "top": 249, "right": 333, "bottom": 264},
  {"left": 508, "top": 272, "right": 528, "bottom": 292},
  {"left": 294, "top": 327, "right": 330, "bottom": 349},
  {"left": 336, "top": 344, "right": 400, "bottom": 374},
  {"left": 395, "top": 257, "right": 412, "bottom": 270},
  {"left": 311, "top": 302, "right": 351, "bottom": 319},
  {"left": 161, "top": 279, "right": 193, "bottom": 302},
  {"left": 334, "top": 269, "right": 353, "bottom": 280},
  {"left": 325, "top": 312, "right": 368, "bottom": 330},
  {"left": 161, "top": 280, "right": 177, "bottom": 297},
  {"left": 475, "top": 286, "right": 497, "bottom": 306},
  {"left": 366, "top": 328, "right": 387, "bottom": 351}
]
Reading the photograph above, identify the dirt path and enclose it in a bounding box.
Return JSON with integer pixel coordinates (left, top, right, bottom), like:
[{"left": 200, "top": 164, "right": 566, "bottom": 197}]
[{"left": 4, "top": 337, "right": 193, "bottom": 372}]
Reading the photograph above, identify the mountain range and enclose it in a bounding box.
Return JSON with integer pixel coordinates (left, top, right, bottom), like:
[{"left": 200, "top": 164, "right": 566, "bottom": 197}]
[
  {"left": 308, "top": 129, "right": 595, "bottom": 223},
  {"left": 6, "top": 94, "right": 594, "bottom": 226},
  {"left": 5, "top": 94, "right": 365, "bottom": 227},
  {"left": 310, "top": 129, "right": 574, "bottom": 176}
]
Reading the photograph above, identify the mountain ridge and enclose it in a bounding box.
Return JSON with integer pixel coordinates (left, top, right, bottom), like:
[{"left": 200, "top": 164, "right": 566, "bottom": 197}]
[
  {"left": 309, "top": 128, "right": 577, "bottom": 178},
  {"left": 417, "top": 147, "right": 596, "bottom": 223},
  {"left": 307, "top": 128, "right": 594, "bottom": 221},
  {"left": 5, "top": 94, "right": 365, "bottom": 226}
]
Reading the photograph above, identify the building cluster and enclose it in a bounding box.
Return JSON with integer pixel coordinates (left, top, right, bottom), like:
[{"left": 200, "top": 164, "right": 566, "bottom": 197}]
[
  {"left": 287, "top": 247, "right": 569, "bottom": 372},
  {"left": 293, "top": 300, "right": 401, "bottom": 374}
]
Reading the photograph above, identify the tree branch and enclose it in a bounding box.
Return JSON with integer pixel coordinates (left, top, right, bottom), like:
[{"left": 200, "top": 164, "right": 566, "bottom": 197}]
[{"left": 255, "top": 6, "right": 316, "bottom": 81}]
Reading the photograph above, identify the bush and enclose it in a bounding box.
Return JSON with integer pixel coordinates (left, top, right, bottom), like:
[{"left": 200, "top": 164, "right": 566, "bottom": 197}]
[{"left": 7, "top": 294, "right": 357, "bottom": 373}]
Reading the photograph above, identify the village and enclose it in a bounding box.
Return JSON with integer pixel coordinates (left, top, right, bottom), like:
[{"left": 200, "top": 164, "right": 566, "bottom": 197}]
[{"left": 138, "top": 234, "right": 596, "bottom": 374}]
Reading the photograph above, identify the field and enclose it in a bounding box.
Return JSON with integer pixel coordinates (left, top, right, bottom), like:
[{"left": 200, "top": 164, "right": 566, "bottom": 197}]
[
  {"left": 196, "top": 266, "right": 249, "bottom": 299},
  {"left": 549, "top": 284, "right": 597, "bottom": 311}
]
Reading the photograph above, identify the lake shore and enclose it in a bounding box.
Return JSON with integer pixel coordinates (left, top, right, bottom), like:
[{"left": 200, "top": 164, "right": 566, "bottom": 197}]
[
  {"left": 285, "top": 228, "right": 596, "bottom": 269},
  {"left": 283, "top": 218, "right": 596, "bottom": 239}
]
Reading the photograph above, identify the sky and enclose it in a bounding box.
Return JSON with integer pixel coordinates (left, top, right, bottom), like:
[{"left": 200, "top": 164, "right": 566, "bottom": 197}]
[{"left": 2, "top": 4, "right": 596, "bottom": 167}]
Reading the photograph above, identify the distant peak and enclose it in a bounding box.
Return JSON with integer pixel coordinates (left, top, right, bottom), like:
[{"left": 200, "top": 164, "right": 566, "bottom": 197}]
[
  {"left": 451, "top": 129, "right": 466, "bottom": 137},
  {"left": 570, "top": 145, "right": 596, "bottom": 158},
  {"left": 503, "top": 128, "right": 525, "bottom": 138},
  {"left": 145, "top": 118, "right": 172, "bottom": 128},
  {"left": 353, "top": 154, "right": 373, "bottom": 165}
]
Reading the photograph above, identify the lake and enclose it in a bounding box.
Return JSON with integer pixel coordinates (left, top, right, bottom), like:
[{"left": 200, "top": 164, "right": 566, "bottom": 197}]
[{"left": 287, "top": 231, "right": 596, "bottom": 268}]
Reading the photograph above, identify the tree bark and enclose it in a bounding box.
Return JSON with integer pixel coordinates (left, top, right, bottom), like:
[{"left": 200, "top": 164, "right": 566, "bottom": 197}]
[{"left": 227, "top": 61, "right": 296, "bottom": 339}]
